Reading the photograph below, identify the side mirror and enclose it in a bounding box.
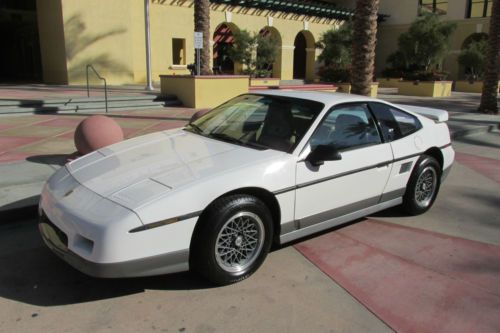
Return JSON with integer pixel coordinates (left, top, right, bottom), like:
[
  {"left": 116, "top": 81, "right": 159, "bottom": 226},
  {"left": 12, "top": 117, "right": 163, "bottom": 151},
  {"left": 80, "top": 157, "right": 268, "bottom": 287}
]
[{"left": 306, "top": 145, "right": 342, "bottom": 167}]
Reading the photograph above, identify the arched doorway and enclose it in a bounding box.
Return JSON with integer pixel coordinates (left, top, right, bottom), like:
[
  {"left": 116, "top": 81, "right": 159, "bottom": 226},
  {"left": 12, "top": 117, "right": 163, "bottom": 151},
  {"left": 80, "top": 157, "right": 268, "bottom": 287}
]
[
  {"left": 293, "top": 31, "right": 315, "bottom": 81},
  {"left": 258, "top": 27, "right": 282, "bottom": 78},
  {"left": 213, "top": 23, "right": 237, "bottom": 74}
]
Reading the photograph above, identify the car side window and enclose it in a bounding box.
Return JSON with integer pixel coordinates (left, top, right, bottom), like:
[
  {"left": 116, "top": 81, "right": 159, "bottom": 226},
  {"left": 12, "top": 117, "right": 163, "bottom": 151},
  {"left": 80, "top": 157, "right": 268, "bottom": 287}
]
[
  {"left": 369, "top": 102, "right": 422, "bottom": 141},
  {"left": 310, "top": 103, "right": 382, "bottom": 151}
]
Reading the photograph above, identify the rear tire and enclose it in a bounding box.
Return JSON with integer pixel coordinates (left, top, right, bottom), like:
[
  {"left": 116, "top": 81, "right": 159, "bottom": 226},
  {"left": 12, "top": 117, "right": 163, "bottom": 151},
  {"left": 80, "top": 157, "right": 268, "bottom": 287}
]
[
  {"left": 402, "top": 155, "right": 441, "bottom": 215},
  {"left": 190, "top": 195, "right": 273, "bottom": 285}
]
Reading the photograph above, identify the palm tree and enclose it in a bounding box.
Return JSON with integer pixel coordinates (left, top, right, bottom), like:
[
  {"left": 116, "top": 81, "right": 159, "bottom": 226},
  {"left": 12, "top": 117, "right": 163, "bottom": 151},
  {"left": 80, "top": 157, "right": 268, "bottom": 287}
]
[
  {"left": 194, "top": 0, "right": 212, "bottom": 75},
  {"left": 478, "top": 0, "right": 499, "bottom": 114},
  {"left": 351, "top": 0, "right": 380, "bottom": 96}
]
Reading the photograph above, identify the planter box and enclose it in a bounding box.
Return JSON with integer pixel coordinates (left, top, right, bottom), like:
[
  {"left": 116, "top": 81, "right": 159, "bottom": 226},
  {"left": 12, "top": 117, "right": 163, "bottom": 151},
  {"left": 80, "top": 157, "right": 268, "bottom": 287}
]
[
  {"left": 378, "top": 78, "right": 402, "bottom": 88},
  {"left": 336, "top": 83, "right": 378, "bottom": 97},
  {"left": 250, "top": 78, "right": 280, "bottom": 87},
  {"left": 455, "top": 80, "right": 500, "bottom": 93},
  {"left": 160, "top": 75, "right": 249, "bottom": 108},
  {"left": 396, "top": 81, "right": 452, "bottom": 97},
  {"left": 370, "top": 82, "right": 379, "bottom": 97},
  {"left": 336, "top": 83, "right": 351, "bottom": 94}
]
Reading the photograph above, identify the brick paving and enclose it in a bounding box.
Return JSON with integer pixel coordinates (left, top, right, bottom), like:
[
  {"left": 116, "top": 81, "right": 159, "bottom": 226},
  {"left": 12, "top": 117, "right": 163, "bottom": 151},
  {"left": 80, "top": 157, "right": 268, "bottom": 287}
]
[
  {"left": 295, "top": 218, "right": 500, "bottom": 333},
  {"left": 0, "top": 108, "right": 195, "bottom": 164}
]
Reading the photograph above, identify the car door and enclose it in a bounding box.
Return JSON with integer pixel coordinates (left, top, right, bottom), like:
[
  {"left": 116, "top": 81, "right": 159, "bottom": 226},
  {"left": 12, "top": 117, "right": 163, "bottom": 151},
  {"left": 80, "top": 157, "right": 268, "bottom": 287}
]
[{"left": 293, "top": 103, "right": 394, "bottom": 232}]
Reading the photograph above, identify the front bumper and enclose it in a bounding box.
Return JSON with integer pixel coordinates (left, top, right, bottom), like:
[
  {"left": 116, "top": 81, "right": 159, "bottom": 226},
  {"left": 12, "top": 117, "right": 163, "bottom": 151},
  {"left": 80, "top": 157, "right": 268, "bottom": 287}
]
[{"left": 39, "top": 211, "right": 189, "bottom": 278}]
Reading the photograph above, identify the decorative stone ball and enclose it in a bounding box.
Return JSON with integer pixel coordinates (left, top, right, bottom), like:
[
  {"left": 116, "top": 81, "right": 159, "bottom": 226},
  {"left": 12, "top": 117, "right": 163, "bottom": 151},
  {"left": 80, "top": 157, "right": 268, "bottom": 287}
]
[
  {"left": 189, "top": 108, "right": 211, "bottom": 123},
  {"left": 74, "top": 115, "right": 124, "bottom": 155}
]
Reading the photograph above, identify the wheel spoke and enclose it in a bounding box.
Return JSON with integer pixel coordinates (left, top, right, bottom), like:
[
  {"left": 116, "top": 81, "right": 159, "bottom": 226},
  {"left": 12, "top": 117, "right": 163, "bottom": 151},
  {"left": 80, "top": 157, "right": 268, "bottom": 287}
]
[
  {"left": 414, "top": 166, "right": 437, "bottom": 208},
  {"left": 214, "top": 211, "right": 265, "bottom": 273}
]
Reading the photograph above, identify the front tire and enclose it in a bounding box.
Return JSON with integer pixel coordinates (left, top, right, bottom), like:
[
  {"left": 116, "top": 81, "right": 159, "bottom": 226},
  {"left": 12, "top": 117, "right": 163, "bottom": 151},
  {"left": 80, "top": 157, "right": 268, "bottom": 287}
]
[
  {"left": 190, "top": 195, "right": 273, "bottom": 285},
  {"left": 402, "top": 155, "right": 441, "bottom": 215}
]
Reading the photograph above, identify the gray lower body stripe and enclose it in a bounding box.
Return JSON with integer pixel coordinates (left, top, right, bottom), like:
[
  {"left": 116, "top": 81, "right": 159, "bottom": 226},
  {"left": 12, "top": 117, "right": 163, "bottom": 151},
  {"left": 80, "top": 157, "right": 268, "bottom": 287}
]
[
  {"left": 379, "top": 188, "right": 406, "bottom": 202},
  {"left": 130, "top": 211, "right": 202, "bottom": 233},
  {"left": 280, "top": 192, "right": 404, "bottom": 236},
  {"left": 298, "top": 196, "right": 380, "bottom": 229},
  {"left": 441, "top": 164, "right": 452, "bottom": 182},
  {"left": 280, "top": 220, "right": 297, "bottom": 234},
  {"left": 280, "top": 197, "right": 403, "bottom": 244}
]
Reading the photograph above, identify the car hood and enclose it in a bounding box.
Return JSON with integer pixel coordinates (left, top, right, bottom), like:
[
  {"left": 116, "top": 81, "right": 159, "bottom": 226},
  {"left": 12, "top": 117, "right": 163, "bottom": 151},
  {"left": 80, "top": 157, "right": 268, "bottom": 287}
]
[{"left": 67, "top": 129, "right": 283, "bottom": 209}]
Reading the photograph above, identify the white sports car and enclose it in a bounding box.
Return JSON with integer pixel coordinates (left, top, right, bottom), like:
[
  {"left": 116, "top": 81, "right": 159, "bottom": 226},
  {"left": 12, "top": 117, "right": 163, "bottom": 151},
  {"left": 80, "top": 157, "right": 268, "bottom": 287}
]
[{"left": 39, "top": 91, "right": 454, "bottom": 285}]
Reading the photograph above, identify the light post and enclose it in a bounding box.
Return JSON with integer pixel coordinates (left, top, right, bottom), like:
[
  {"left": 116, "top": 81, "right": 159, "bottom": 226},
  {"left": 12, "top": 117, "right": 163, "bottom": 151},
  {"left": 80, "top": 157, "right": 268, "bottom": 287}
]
[{"left": 144, "top": 0, "right": 154, "bottom": 91}]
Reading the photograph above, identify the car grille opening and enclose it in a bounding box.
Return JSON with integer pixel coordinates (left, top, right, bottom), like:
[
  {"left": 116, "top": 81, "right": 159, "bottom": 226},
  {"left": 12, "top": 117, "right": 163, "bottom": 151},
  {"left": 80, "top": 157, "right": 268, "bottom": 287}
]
[{"left": 39, "top": 211, "right": 68, "bottom": 249}]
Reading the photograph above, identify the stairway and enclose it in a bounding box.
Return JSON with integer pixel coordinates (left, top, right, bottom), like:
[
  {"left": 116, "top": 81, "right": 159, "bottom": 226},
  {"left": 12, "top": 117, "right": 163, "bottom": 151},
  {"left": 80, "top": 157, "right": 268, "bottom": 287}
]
[{"left": 0, "top": 94, "right": 181, "bottom": 115}]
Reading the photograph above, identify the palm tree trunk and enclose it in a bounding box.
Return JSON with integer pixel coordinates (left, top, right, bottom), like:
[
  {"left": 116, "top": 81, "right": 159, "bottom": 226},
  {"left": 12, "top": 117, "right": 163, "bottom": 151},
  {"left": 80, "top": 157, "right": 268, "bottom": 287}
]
[
  {"left": 351, "top": 0, "right": 380, "bottom": 96},
  {"left": 478, "top": 0, "right": 500, "bottom": 114},
  {"left": 194, "top": 0, "right": 212, "bottom": 75}
]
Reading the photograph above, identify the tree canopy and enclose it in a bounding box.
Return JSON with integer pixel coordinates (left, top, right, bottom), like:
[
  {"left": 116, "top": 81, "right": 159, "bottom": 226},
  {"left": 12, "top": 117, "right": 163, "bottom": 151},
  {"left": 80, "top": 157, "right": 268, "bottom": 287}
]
[{"left": 387, "top": 13, "right": 456, "bottom": 72}]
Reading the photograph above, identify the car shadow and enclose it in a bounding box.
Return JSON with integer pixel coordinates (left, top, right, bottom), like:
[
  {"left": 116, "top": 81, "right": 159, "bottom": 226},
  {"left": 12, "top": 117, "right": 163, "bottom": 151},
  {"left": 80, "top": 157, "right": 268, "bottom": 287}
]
[{"left": 0, "top": 221, "right": 215, "bottom": 307}]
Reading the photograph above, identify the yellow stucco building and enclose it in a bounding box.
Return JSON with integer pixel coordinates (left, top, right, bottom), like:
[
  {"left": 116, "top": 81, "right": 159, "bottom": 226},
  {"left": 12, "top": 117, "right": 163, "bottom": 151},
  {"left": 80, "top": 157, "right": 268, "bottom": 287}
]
[
  {"left": 370, "top": 0, "right": 493, "bottom": 80},
  {"left": 1, "top": 0, "right": 492, "bottom": 86},
  {"left": 23, "top": 0, "right": 356, "bottom": 85}
]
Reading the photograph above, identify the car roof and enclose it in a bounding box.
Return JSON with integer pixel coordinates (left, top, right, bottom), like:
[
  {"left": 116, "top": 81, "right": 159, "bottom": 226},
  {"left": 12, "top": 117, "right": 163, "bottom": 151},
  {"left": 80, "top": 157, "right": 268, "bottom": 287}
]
[{"left": 250, "top": 90, "right": 378, "bottom": 107}]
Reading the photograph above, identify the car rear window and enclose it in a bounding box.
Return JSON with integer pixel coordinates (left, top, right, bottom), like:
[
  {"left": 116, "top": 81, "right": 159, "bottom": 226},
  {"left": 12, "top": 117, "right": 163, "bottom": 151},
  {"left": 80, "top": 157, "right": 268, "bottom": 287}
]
[{"left": 369, "top": 102, "right": 422, "bottom": 141}]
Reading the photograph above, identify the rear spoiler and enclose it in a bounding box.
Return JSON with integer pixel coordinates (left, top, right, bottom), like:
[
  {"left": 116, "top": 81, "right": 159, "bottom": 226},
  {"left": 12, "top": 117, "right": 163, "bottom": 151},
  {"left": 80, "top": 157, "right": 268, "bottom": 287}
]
[{"left": 394, "top": 104, "right": 449, "bottom": 122}]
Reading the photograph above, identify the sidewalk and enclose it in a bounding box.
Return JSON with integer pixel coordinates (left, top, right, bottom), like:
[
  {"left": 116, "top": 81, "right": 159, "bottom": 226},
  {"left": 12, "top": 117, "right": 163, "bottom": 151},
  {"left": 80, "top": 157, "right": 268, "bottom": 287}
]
[{"left": 0, "top": 86, "right": 499, "bottom": 218}]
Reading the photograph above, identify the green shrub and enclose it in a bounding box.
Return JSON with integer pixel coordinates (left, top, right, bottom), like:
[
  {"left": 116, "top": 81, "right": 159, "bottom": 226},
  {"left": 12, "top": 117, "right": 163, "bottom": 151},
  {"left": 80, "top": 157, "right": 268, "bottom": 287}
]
[
  {"left": 384, "top": 13, "right": 456, "bottom": 80},
  {"left": 316, "top": 22, "right": 352, "bottom": 82},
  {"left": 317, "top": 22, "right": 353, "bottom": 69},
  {"left": 227, "top": 29, "right": 280, "bottom": 78},
  {"left": 227, "top": 29, "right": 254, "bottom": 70},
  {"left": 458, "top": 38, "right": 488, "bottom": 80},
  {"left": 318, "top": 66, "right": 351, "bottom": 83}
]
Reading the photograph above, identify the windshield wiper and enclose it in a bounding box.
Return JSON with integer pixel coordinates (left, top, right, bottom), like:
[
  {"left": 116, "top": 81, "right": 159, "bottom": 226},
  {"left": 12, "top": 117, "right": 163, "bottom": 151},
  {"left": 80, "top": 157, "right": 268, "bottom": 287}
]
[
  {"left": 208, "top": 132, "right": 244, "bottom": 145},
  {"left": 186, "top": 123, "right": 203, "bottom": 134}
]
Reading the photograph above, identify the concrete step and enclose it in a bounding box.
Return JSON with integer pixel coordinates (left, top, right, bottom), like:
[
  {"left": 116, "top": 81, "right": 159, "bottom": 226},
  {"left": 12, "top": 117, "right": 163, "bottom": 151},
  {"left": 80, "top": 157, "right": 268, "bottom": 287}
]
[
  {"left": 0, "top": 95, "right": 181, "bottom": 115},
  {"left": 0, "top": 94, "right": 177, "bottom": 107},
  {"left": 280, "top": 79, "right": 306, "bottom": 86}
]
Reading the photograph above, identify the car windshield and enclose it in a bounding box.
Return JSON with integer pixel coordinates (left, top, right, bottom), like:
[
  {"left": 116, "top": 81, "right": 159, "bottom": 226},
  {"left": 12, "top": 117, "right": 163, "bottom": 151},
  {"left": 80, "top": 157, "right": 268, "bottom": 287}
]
[{"left": 185, "top": 94, "right": 324, "bottom": 153}]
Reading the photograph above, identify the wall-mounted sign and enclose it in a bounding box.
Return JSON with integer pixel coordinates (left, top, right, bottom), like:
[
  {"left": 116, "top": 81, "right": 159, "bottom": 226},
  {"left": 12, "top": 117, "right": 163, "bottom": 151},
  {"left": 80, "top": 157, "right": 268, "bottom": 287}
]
[{"left": 194, "top": 32, "right": 203, "bottom": 49}]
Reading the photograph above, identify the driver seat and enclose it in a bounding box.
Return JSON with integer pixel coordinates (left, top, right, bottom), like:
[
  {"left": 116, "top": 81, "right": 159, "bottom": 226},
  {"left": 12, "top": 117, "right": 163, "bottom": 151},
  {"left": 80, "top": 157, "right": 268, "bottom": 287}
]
[{"left": 258, "top": 103, "right": 294, "bottom": 151}]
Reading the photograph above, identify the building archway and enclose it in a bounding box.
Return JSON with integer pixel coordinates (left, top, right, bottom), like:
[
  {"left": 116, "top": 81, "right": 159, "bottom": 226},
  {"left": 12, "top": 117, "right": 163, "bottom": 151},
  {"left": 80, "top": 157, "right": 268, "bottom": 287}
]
[
  {"left": 293, "top": 30, "right": 315, "bottom": 81},
  {"left": 258, "top": 26, "right": 282, "bottom": 78},
  {"left": 213, "top": 23, "right": 239, "bottom": 74}
]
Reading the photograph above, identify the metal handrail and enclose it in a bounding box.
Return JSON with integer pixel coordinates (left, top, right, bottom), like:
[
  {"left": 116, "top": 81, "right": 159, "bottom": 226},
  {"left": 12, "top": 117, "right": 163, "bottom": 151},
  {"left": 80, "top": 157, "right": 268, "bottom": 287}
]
[{"left": 86, "top": 64, "right": 108, "bottom": 113}]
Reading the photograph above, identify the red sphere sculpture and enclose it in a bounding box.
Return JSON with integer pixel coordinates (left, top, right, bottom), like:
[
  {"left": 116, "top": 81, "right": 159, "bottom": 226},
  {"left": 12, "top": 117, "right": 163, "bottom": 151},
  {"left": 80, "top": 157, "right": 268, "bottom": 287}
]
[
  {"left": 189, "top": 108, "right": 211, "bottom": 123},
  {"left": 74, "top": 115, "right": 124, "bottom": 155}
]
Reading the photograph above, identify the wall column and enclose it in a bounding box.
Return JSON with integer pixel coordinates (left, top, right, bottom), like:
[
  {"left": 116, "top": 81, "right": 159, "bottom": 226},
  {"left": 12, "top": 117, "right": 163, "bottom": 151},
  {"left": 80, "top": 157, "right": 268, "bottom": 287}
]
[
  {"left": 279, "top": 45, "right": 295, "bottom": 80},
  {"left": 305, "top": 47, "right": 316, "bottom": 81}
]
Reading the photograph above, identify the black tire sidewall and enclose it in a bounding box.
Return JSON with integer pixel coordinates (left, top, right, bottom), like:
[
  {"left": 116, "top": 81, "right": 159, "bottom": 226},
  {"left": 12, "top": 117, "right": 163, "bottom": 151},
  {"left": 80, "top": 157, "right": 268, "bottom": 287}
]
[
  {"left": 191, "top": 195, "right": 274, "bottom": 285},
  {"left": 403, "top": 155, "right": 441, "bottom": 215}
]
